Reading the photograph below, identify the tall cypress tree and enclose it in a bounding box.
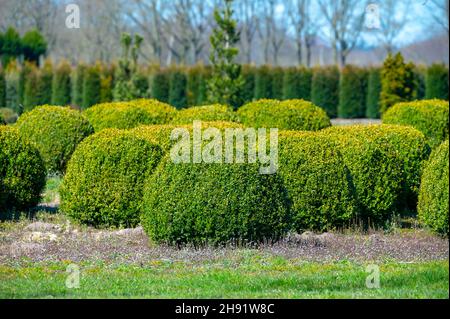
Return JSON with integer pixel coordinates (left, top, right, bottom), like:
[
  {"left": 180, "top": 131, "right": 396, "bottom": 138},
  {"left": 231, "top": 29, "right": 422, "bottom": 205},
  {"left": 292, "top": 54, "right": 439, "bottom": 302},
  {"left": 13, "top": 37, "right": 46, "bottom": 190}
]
[{"left": 207, "top": 0, "right": 244, "bottom": 109}]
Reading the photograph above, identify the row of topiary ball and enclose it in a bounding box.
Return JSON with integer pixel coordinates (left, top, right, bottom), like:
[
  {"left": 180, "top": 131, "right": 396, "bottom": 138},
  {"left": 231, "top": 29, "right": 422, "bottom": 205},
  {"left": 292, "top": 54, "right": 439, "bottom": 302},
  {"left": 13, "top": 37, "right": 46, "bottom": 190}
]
[{"left": 0, "top": 98, "right": 448, "bottom": 244}]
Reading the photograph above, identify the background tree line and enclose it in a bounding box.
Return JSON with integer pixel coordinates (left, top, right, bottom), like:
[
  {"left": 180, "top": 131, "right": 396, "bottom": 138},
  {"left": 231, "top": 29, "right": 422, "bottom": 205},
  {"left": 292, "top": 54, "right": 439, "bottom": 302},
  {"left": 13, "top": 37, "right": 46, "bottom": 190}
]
[{"left": 0, "top": 0, "right": 448, "bottom": 67}]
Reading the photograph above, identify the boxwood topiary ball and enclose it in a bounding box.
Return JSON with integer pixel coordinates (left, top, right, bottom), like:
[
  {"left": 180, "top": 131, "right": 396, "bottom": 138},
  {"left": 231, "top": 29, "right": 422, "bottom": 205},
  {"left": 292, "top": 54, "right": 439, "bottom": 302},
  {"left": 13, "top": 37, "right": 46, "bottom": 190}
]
[
  {"left": 325, "top": 124, "right": 430, "bottom": 212},
  {"left": 172, "top": 104, "right": 237, "bottom": 124},
  {"left": 418, "top": 140, "right": 449, "bottom": 235},
  {"left": 60, "top": 129, "right": 164, "bottom": 228},
  {"left": 237, "top": 99, "right": 331, "bottom": 131},
  {"left": 142, "top": 158, "right": 292, "bottom": 246},
  {"left": 15, "top": 105, "right": 94, "bottom": 174},
  {"left": 0, "top": 126, "right": 46, "bottom": 212},
  {"left": 382, "top": 99, "right": 449, "bottom": 149},
  {"left": 279, "top": 131, "right": 358, "bottom": 232},
  {"left": 320, "top": 126, "right": 404, "bottom": 224},
  {"left": 84, "top": 99, "right": 177, "bottom": 132}
]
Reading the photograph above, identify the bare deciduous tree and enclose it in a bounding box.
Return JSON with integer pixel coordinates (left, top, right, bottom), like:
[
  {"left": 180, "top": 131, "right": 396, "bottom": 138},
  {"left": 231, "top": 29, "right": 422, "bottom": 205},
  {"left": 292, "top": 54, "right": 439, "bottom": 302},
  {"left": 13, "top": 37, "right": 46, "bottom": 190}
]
[
  {"left": 376, "top": 0, "right": 411, "bottom": 54},
  {"left": 428, "top": 0, "right": 449, "bottom": 35},
  {"left": 237, "top": 0, "right": 259, "bottom": 63},
  {"left": 318, "top": 0, "right": 367, "bottom": 66}
]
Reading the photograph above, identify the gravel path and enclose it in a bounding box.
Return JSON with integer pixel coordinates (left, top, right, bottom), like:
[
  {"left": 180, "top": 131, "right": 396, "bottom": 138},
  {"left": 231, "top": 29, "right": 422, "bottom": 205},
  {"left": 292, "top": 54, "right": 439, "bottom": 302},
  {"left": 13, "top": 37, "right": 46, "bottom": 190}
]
[{"left": 331, "top": 118, "right": 382, "bottom": 126}]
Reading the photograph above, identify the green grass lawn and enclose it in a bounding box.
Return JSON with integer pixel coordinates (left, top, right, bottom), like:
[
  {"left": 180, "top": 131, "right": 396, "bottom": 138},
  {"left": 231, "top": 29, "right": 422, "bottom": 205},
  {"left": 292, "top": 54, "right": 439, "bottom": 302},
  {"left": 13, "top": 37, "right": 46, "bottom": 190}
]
[{"left": 1, "top": 256, "right": 448, "bottom": 299}]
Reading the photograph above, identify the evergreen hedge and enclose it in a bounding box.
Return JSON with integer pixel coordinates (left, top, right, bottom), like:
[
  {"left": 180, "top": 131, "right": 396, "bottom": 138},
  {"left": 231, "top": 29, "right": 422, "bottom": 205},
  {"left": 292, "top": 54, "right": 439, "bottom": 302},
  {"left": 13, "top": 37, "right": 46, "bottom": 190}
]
[
  {"left": 311, "top": 66, "right": 340, "bottom": 118},
  {"left": 366, "top": 68, "right": 381, "bottom": 119},
  {"left": 51, "top": 60, "right": 72, "bottom": 105},
  {"left": 425, "top": 63, "right": 449, "bottom": 100},
  {"left": 338, "top": 65, "right": 368, "bottom": 118}
]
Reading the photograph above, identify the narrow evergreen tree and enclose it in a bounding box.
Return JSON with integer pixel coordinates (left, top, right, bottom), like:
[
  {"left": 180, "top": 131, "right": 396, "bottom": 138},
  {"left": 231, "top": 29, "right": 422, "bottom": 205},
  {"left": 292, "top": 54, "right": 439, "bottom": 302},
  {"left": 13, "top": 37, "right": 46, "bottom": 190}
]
[
  {"left": 254, "top": 65, "right": 273, "bottom": 99},
  {"left": 338, "top": 65, "right": 368, "bottom": 118},
  {"left": 51, "top": 60, "right": 72, "bottom": 105},
  {"left": 151, "top": 69, "right": 170, "bottom": 103},
  {"left": 271, "top": 67, "right": 284, "bottom": 100},
  {"left": 366, "top": 68, "right": 381, "bottom": 119},
  {"left": 169, "top": 69, "right": 187, "bottom": 109},
  {"left": 21, "top": 29, "right": 47, "bottom": 65},
  {"left": 283, "top": 67, "right": 312, "bottom": 100},
  {"left": 240, "top": 65, "right": 256, "bottom": 105},
  {"left": 425, "top": 63, "right": 449, "bottom": 100},
  {"left": 207, "top": 0, "right": 244, "bottom": 109},
  {"left": 379, "top": 53, "right": 416, "bottom": 114},
  {"left": 82, "top": 65, "right": 101, "bottom": 109},
  {"left": 72, "top": 63, "right": 86, "bottom": 107},
  {"left": 0, "top": 68, "right": 6, "bottom": 107},
  {"left": 23, "top": 65, "right": 40, "bottom": 111},
  {"left": 5, "top": 62, "right": 21, "bottom": 113},
  {"left": 37, "top": 60, "right": 53, "bottom": 105},
  {"left": 113, "top": 33, "right": 145, "bottom": 101},
  {"left": 311, "top": 66, "right": 340, "bottom": 118}
]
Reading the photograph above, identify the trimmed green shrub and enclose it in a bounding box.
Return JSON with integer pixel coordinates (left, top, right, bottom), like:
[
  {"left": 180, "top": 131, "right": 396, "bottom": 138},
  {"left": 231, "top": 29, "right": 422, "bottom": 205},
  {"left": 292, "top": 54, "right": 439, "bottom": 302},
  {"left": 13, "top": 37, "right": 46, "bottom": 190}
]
[
  {"left": 52, "top": 60, "right": 72, "bottom": 105},
  {"left": 379, "top": 53, "right": 416, "bottom": 114},
  {"left": 60, "top": 129, "right": 163, "bottom": 228},
  {"left": 338, "top": 65, "right": 368, "bottom": 118},
  {"left": 84, "top": 99, "right": 176, "bottom": 132},
  {"left": 418, "top": 140, "right": 449, "bottom": 235},
  {"left": 238, "top": 99, "right": 331, "bottom": 131},
  {"left": 254, "top": 65, "right": 273, "bottom": 100},
  {"left": 168, "top": 69, "right": 187, "bottom": 109},
  {"left": 366, "top": 68, "right": 381, "bottom": 119},
  {"left": 271, "top": 67, "right": 284, "bottom": 100},
  {"left": 16, "top": 105, "right": 94, "bottom": 174},
  {"left": 142, "top": 158, "right": 291, "bottom": 246},
  {"left": 82, "top": 65, "right": 101, "bottom": 109},
  {"left": 131, "top": 121, "right": 244, "bottom": 153},
  {"left": 0, "top": 68, "right": 6, "bottom": 108},
  {"left": 425, "top": 63, "right": 449, "bottom": 100},
  {"left": 0, "top": 126, "right": 46, "bottom": 211},
  {"left": 151, "top": 70, "right": 170, "bottom": 104},
  {"left": 240, "top": 65, "right": 256, "bottom": 105},
  {"left": 282, "top": 66, "right": 312, "bottom": 101},
  {"left": 320, "top": 126, "right": 404, "bottom": 223},
  {"left": 326, "top": 124, "right": 430, "bottom": 212},
  {"left": 172, "top": 104, "right": 237, "bottom": 124},
  {"left": 72, "top": 63, "right": 86, "bottom": 107},
  {"left": 279, "top": 131, "right": 358, "bottom": 231},
  {"left": 311, "top": 66, "right": 340, "bottom": 118},
  {"left": 382, "top": 99, "right": 449, "bottom": 148}
]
